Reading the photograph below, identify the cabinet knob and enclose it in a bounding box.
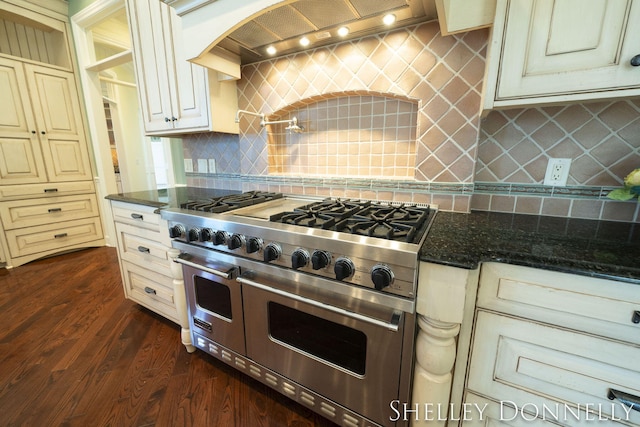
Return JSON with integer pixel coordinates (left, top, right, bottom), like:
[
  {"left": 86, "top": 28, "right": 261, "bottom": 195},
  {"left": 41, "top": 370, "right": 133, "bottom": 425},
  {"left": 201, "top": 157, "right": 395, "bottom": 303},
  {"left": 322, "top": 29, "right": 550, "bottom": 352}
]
[
  {"left": 31, "top": 130, "right": 36, "bottom": 134},
  {"left": 631, "top": 54, "right": 640, "bottom": 67},
  {"left": 632, "top": 310, "right": 640, "bottom": 324},
  {"left": 41, "top": 131, "right": 46, "bottom": 135},
  {"left": 164, "top": 117, "right": 170, "bottom": 122},
  {"left": 171, "top": 116, "right": 177, "bottom": 121}
]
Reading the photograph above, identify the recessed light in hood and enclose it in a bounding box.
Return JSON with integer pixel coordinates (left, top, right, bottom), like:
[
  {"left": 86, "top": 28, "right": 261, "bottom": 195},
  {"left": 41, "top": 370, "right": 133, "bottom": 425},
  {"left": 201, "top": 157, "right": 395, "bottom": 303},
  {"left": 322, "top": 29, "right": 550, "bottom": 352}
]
[{"left": 216, "top": 0, "right": 437, "bottom": 65}]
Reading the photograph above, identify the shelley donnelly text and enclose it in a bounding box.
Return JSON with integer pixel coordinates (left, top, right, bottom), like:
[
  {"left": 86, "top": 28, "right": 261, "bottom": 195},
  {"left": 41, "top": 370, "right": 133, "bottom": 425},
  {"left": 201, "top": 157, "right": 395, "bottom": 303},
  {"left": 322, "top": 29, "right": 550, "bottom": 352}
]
[{"left": 389, "top": 400, "right": 635, "bottom": 422}]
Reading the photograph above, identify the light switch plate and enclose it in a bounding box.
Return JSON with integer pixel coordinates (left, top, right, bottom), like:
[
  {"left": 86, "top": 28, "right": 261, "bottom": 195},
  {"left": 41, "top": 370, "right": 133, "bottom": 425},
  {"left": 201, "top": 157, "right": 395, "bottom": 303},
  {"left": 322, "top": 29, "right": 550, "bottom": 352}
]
[
  {"left": 197, "top": 159, "right": 208, "bottom": 173},
  {"left": 184, "top": 158, "right": 193, "bottom": 173},
  {"left": 208, "top": 159, "right": 217, "bottom": 174}
]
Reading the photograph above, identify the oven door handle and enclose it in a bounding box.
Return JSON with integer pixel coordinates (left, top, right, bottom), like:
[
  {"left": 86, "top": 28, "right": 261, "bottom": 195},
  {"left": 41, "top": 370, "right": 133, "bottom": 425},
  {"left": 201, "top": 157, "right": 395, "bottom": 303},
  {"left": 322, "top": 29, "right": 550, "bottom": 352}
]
[
  {"left": 174, "top": 253, "right": 232, "bottom": 279},
  {"left": 237, "top": 275, "right": 401, "bottom": 332}
]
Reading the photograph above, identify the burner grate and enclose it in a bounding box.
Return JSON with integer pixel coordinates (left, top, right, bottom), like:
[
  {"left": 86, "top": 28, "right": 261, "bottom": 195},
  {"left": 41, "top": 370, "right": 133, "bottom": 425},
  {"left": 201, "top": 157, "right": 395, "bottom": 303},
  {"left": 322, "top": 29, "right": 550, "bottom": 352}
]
[
  {"left": 336, "top": 204, "right": 429, "bottom": 242},
  {"left": 271, "top": 199, "right": 431, "bottom": 242},
  {"left": 270, "top": 199, "right": 366, "bottom": 227}
]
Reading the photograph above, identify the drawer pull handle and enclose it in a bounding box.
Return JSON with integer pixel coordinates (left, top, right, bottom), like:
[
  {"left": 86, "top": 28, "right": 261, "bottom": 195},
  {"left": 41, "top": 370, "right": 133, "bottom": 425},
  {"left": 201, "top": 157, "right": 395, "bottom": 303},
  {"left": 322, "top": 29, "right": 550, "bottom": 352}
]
[
  {"left": 144, "top": 287, "right": 156, "bottom": 295},
  {"left": 131, "top": 213, "right": 144, "bottom": 220},
  {"left": 44, "top": 188, "right": 58, "bottom": 193},
  {"left": 632, "top": 311, "right": 640, "bottom": 324},
  {"left": 608, "top": 388, "right": 640, "bottom": 412},
  {"left": 54, "top": 233, "right": 68, "bottom": 239},
  {"left": 48, "top": 208, "right": 62, "bottom": 213},
  {"left": 137, "top": 246, "right": 150, "bottom": 253}
]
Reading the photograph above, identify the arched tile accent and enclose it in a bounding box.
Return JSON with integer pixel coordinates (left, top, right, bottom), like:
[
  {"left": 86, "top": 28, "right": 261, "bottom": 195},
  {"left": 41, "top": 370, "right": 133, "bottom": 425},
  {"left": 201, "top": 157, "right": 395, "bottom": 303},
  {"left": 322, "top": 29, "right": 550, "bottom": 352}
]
[{"left": 236, "top": 21, "right": 488, "bottom": 183}]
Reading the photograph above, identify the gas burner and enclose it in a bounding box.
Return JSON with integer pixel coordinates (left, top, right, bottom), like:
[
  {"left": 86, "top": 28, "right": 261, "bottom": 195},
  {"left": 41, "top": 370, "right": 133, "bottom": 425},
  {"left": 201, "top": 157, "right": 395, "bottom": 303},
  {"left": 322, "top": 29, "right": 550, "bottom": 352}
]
[
  {"left": 270, "top": 199, "right": 431, "bottom": 242},
  {"left": 336, "top": 204, "right": 430, "bottom": 243},
  {"left": 270, "top": 199, "right": 367, "bottom": 229},
  {"left": 181, "top": 191, "right": 283, "bottom": 213}
]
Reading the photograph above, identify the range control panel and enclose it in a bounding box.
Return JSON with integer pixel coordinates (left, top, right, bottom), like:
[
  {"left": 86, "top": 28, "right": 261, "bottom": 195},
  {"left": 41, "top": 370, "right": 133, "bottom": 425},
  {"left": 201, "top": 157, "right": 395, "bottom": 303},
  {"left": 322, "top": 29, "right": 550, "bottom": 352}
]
[{"left": 168, "top": 222, "right": 415, "bottom": 298}]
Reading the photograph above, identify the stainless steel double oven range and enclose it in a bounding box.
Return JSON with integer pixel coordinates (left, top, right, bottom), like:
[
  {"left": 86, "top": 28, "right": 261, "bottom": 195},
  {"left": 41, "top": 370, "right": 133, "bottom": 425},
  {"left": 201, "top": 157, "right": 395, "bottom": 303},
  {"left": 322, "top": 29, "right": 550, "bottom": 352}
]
[{"left": 160, "top": 191, "right": 436, "bottom": 427}]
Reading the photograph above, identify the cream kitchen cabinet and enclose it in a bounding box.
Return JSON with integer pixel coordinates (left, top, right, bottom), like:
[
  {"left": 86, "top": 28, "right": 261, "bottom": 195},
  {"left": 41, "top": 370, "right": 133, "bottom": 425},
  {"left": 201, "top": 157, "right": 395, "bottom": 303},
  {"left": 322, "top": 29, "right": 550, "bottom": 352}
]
[
  {"left": 483, "top": 0, "right": 640, "bottom": 110},
  {"left": 0, "top": 185, "right": 104, "bottom": 267},
  {"left": 435, "top": 0, "right": 496, "bottom": 35},
  {"left": 462, "top": 263, "right": 640, "bottom": 426},
  {"left": 126, "top": 0, "right": 238, "bottom": 135},
  {"left": 110, "top": 200, "right": 179, "bottom": 323},
  {"left": 0, "top": 0, "right": 103, "bottom": 268},
  {"left": 0, "top": 59, "right": 93, "bottom": 185},
  {"left": 0, "top": 234, "right": 6, "bottom": 266}
]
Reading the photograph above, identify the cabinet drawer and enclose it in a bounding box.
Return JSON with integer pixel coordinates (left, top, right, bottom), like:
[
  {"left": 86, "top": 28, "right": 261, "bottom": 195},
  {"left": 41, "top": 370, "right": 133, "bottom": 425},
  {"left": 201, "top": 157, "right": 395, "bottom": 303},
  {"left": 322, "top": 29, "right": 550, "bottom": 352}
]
[
  {"left": 0, "top": 181, "right": 96, "bottom": 201},
  {"left": 121, "top": 261, "right": 178, "bottom": 323},
  {"left": 111, "top": 201, "right": 165, "bottom": 233},
  {"left": 0, "top": 194, "right": 99, "bottom": 230},
  {"left": 5, "top": 217, "right": 103, "bottom": 258},
  {"left": 477, "top": 263, "right": 640, "bottom": 345},
  {"left": 115, "top": 222, "right": 171, "bottom": 276},
  {"left": 468, "top": 311, "right": 640, "bottom": 426}
]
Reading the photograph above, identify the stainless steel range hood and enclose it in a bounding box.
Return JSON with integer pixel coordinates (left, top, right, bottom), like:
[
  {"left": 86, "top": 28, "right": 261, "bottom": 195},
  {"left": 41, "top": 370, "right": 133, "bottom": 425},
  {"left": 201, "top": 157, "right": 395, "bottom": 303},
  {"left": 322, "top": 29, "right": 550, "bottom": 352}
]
[
  {"left": 220, "top": 0, "right": 437, "bottom": 64},
  {"left": 166, "top": 0, "right": 436, "bottom": 75}
]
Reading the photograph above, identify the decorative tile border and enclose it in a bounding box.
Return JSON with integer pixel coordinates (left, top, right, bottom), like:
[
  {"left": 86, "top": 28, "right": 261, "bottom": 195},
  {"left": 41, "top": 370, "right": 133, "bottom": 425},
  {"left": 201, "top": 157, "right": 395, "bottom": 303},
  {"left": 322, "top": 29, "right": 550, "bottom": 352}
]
[
  {"left": 185, "top": 174, "right": 638, "bottom": 222},
  {"left": 474, "top": 182, "right": 612, "bottom": 199}
]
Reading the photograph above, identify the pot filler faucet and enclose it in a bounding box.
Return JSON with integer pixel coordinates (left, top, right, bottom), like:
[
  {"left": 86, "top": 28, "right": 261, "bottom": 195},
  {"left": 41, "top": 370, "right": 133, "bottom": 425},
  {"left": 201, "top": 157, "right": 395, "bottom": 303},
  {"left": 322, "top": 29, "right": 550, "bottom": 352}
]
[{"left": 235, "top": 109, "right": 304, "bottom": 133}]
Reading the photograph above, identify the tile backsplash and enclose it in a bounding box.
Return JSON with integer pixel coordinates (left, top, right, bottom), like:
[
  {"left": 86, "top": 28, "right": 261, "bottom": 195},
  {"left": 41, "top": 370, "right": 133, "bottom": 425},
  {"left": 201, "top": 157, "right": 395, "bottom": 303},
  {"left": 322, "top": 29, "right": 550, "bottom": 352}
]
[
  {"left": 183, "top": 20, "right": 640, "bottom": 222},
  {"left": 474, "top": 100, "right": 640, "bottom": 222},
  {"left": 267, "top": 94, "right": 417, "bottom": 178}
]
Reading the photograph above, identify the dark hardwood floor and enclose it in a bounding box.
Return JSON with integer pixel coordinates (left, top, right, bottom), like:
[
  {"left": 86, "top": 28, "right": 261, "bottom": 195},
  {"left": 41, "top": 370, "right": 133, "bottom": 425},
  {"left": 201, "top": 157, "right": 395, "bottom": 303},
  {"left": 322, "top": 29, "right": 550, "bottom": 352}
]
[{"left": 0, "top": 247, "right": 337, "bottom": 427}]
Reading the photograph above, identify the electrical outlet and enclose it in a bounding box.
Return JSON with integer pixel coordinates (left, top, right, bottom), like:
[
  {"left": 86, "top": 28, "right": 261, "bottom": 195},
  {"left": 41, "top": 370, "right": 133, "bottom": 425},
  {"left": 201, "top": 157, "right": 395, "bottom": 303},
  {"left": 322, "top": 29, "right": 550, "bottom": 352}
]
[
  {"left": 197, "top": 159, "right": 208, "bottom": 173},
  {"left": 184, "top": 158, "right": 193, "bottom": 173},
  {"left": 543, "top": 158, "right": 571, "bottom": 186},
  {"left": 208, "top": 159, "right": 217, "bottom": 174}
]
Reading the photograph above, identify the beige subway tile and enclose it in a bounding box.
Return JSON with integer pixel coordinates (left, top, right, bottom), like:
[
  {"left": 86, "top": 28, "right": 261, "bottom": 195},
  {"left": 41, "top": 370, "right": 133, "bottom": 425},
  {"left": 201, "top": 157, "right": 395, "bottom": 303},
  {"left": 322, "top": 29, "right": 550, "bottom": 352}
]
[{"left": 541, "top": 198, "right": 571, "bottom": 217}]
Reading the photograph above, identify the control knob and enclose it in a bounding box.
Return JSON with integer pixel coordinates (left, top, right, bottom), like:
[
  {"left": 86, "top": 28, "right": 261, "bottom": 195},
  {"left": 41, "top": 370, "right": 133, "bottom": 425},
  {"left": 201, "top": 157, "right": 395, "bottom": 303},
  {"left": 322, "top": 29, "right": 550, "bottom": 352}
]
[
  {"left": 228, "top": 234, "right": 245, "bottom": 250},
  {"left": 213, "top": 231, "right": 229, "bottom": 246},
  {"left": 263, "top": 243, "right": 281, "bottom": 262},
  {"left": 291, "top": 249, "right": 309, "bottom": 270},
  {"left": 311, "top": 250, "right": 331, "bottom": 270},
  {"left": 246, "top": 237, "right": 263, "bottom": 254},
  {"left": 201, "top": 228, "right": 214, "bottom": 242},
  {"left": 169, "top": 224, "right": 185, "bottom": 238},
  {"left": 334, "top": 257, "right": 355, "bottom": 281},
  {"left": 371, "top": 264, "right": 394, "bottom": 290},
  {"left": 187, "top": 227, "right": 201, "bottom": 242}
]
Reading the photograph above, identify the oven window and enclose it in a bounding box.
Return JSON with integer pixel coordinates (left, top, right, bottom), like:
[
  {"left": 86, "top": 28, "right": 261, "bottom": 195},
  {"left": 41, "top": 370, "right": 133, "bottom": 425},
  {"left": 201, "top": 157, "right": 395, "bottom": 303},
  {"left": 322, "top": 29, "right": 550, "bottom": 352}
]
[
  {"left": 267, "top": 302, "right": 366, "bottom": 375},
  {"left": 194, "top": 276, "right": 232, "bottom": 320}
]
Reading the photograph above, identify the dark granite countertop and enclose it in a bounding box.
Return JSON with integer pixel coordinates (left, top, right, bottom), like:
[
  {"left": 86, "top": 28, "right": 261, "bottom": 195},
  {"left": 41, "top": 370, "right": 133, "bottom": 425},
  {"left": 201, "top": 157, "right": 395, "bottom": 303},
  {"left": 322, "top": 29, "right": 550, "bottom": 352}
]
[
  {"left": 105, "top": 187, "right": 241, "bottom": 210},
  {"left": 421, "top": 211, "right": 640, "bottom": 284}
]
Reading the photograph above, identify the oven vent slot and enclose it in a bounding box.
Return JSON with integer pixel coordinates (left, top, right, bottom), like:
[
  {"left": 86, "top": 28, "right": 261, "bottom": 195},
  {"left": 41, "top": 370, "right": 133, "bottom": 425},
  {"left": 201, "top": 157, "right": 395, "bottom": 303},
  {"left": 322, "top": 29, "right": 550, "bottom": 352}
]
[{"left": 193, "top": 317, "right": 213, "bottom": 332}]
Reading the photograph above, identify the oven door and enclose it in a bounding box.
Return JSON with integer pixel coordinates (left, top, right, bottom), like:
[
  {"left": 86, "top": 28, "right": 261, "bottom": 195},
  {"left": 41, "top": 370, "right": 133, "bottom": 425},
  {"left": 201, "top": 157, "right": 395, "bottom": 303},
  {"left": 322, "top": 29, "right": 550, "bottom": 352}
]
[
  {"left": 238, "top": 270, "right": 408, "bottom": 426},
  {"left": 180, "top": 255, "right": 246, "bottom": 355}
]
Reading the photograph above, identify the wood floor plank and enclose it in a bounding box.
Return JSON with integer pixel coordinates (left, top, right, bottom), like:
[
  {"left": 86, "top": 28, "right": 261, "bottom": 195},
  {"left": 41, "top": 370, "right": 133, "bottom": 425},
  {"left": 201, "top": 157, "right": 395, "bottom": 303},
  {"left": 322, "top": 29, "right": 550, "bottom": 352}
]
[{"left": 0, "top": 247, "right": 337, "bottom": 427}]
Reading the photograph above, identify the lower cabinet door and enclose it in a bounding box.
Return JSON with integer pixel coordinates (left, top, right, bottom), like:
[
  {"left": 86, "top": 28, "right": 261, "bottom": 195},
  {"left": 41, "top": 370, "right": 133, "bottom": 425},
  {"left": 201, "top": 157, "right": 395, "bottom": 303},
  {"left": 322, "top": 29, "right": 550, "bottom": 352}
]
[
  {"left": 121, "top": 260, "right": 178, "bottom": 323},
  {"left": 467, "top": 311, "right": 640, "bottom": 426}
]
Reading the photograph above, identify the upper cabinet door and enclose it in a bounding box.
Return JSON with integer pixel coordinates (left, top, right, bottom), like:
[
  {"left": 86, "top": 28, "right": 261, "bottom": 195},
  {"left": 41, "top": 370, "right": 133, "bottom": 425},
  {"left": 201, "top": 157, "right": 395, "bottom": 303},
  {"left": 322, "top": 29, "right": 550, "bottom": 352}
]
[
  {"left": 25, "top": 64, "right": 93, "bottom": 182},
  {"left": 167, "top": 6, "right": 210, "bottom": 130},
  {"left": 128, "top": 0, "right": 210, "bottom": 134},
  {"left": 484, "top": 0, "right": 640, "bottom": 108},
  {"left": 128, "top": 0, "right": 175, "bottom": 133},
  {"left": 0, "top": 58, "right": 47, "bottom": 185}
]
